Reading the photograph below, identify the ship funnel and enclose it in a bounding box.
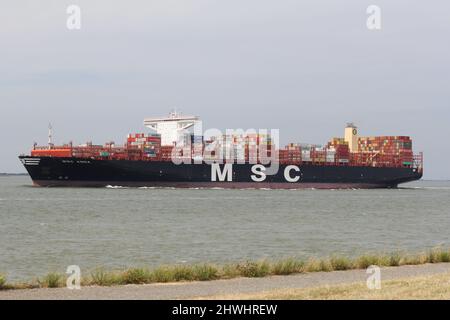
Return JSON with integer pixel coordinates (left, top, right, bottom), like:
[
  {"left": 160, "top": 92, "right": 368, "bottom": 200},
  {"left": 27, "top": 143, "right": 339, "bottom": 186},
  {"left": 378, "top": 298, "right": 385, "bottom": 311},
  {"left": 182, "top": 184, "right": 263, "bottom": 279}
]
[{"left": 344, "top": 123, "right": 358, "bottom": 152}]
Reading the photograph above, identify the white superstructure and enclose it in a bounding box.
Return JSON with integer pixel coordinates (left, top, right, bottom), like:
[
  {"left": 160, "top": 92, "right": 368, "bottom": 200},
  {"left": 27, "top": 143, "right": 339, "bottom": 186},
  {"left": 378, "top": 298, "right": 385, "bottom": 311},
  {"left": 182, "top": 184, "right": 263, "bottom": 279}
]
[{"left": 144, "top": 111, "right": 201, "bottom": 146}]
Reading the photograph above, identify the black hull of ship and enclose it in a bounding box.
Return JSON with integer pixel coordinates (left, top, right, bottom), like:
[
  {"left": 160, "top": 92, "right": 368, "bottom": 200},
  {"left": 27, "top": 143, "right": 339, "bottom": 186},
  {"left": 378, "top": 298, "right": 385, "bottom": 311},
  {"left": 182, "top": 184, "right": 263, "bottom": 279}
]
[{"left": 19, "top": 156, "right": 422, "bottom": 189}]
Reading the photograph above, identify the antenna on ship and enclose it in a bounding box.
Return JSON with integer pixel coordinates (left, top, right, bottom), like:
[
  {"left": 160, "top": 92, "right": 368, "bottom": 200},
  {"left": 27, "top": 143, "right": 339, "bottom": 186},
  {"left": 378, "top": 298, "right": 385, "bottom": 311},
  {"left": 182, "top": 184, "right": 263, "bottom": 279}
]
[
  {"left": 169, "top": 108, "right": 181, "bottom": 119},
  {"left": 48, "top": 123, "right": 54, "bottom": 149}
]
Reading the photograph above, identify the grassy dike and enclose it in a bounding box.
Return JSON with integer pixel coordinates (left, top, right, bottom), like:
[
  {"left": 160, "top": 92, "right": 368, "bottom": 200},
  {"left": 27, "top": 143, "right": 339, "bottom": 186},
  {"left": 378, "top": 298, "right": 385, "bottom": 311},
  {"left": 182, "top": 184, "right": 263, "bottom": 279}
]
[
  {"left": 1, "top": 248, "right": 450, "bottom": 290},
  {"left": 201, "top": 273, "right": 450, "bottom": 300}
]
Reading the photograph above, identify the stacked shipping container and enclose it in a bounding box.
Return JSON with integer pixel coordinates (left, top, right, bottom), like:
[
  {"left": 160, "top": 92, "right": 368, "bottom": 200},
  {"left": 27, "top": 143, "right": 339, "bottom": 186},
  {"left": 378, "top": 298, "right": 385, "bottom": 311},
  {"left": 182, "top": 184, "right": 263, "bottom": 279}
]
[
  {"left": 357, "top": 136, "right": 413, "bottom": 165},
  {"left": 327, "top": 138, "right": 350, "bottom": 163},
  {"left": 30, "top": 131, "right": 419, "bottom": 169},
  {"left": 279, "top": 143, "right": 301, "bottom": 164},
  {"left": 127, "top": 133, "right": 161, "bottom": 158}
]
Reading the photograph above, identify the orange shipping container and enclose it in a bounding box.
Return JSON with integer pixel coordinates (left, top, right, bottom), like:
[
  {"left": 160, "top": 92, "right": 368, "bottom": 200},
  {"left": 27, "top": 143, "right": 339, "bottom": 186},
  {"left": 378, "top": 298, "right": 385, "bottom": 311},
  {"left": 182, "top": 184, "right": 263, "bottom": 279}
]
[{"left": 31, "top": 149, "right": 72, "bottom": 157}]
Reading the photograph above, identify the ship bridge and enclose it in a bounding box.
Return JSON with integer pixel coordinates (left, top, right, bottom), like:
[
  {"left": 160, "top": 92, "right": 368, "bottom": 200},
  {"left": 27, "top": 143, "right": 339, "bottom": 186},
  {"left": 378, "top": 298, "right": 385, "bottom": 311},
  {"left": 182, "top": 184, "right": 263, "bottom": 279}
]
[{"left": 144, "top": 111, "right": 202, "bottom": 146}]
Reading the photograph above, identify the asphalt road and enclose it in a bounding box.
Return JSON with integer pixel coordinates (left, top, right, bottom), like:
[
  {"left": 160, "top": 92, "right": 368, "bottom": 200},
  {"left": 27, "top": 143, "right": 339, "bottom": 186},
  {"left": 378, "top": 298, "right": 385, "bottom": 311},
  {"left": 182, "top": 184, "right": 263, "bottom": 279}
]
[{"left": 1, "top": 263, "right": 449, "bottom": 300}]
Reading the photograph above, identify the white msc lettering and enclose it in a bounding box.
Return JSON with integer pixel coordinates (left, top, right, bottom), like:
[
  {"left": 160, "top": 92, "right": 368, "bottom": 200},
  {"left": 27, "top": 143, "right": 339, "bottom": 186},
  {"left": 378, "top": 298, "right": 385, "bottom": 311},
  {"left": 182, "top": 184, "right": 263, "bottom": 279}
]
[
  {"left": 251, "top": 164, "right": 266, "bottom": 182},
  {"left": 211, "top": 163, "right": 233, "bottom": 182},
  {"left": 284, "top": 165, "right": 300, "bottom": 182}
]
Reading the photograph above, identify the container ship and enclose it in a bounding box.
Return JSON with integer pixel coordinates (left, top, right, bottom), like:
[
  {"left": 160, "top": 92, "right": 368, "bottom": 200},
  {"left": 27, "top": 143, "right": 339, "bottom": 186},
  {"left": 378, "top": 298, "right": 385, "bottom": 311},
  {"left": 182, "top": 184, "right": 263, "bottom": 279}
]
[{"left": 19, "top": 112, "right": 423, "bottom": 188}]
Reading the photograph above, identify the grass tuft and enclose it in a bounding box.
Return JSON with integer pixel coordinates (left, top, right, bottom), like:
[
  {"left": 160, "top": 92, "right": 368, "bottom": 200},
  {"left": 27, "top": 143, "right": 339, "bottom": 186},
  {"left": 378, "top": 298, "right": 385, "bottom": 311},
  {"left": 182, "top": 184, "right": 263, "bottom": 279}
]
[
  {"left": 150, "top": 266, "right": 175, "bottom": 283},
  {"left": 401, "top": 253, "right": 428, "bottom": 266},
  {"left": 388, "top": 252, "right": 402, "bottom": 266},
  {"left": 304, "top": 258, "right": 333, "bottom": 272},
  {"left": 122, "top": 268, "right": 151, "bottom": 284},
  {"left": 329, "top": 257, "right": 352, "bottom": 271},
  {"left": 236, "top": 261, "right": 270, "bottom": 278},
  {"left": 355, "top": 255, "right": 383, "bottom": 269},
  {"left": 192, "top": 264, "right": 219, "bottom": 281},
  {"left": 0, "top": 274, "right": 6, "bottom": 289},
  {"left": 427, "top": 247, "right": 450, "bottom": 264},
  {"left": 171, "top": 265, "right": 194, "bottom": 282},
  {"left": 439, "top": 250, "right": 450, "bottom": 263},
  {"left": 271, "top": 258, "right": 305, "bottom": 275},
  {"left": 221, "top": 264, "right": 241, "bottom": 279},
  {"left": 90, "top": 268, "right": 120, "bottom": 286},
  {"left": 40, "top": 272, "right": 63, "bottom": 288}
]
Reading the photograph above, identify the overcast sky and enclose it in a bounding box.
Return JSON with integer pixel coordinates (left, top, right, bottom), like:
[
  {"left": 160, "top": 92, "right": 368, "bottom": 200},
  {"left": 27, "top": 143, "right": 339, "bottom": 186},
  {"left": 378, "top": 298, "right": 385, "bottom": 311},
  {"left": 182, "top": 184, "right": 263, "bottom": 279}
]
[{"left": 1, "top": 1, "right": 449, "bottom": 179}]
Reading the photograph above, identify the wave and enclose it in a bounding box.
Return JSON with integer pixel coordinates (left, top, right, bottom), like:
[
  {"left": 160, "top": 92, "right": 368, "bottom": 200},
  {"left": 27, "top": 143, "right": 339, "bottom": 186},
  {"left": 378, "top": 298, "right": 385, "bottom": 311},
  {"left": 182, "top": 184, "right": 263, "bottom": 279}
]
[
  {"left": 105, "top": 185, "right": 129, "bottom": 189},
  {"left": 101, "top": 185, "right": 450, "bottom": 191},
  {"left": 108, "top": 184, "right": 173, "bottom": 189},
  {"left": 400, "top": 186, "right": 450, "bottom": 190}
]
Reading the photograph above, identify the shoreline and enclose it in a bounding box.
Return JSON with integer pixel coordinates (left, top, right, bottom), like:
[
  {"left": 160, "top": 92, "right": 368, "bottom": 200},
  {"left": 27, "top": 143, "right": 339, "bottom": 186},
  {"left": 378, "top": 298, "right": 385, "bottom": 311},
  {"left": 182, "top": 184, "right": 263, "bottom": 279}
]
[
  {"left": 1, "top": 248, "right": 450, "bottom": 291},
  {"left": 0, "top": 263, "right": 449, "bottom": 300}
]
